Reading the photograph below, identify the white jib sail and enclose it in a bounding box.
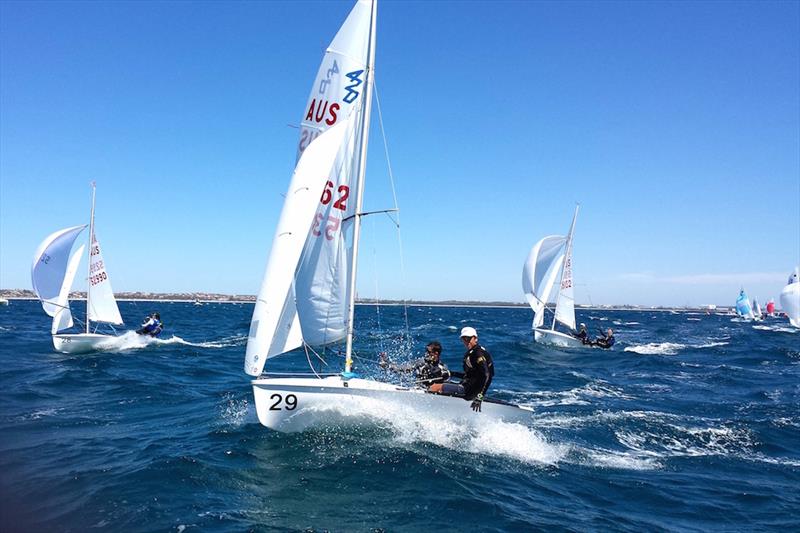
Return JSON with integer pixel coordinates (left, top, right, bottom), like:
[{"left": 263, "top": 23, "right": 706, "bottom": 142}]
[
  {"left": 51, "top": 244, "right": 86, "bottom": 334},
  {"left": 554, "top": 206, "right": 579, "bottom": 330},
  {"left": 294, "top": 0, "right": 373, "bottom": 348},
  {"left": 523, "top": 235, "right": 567, "bottom": 328},
  {"left": 31, "top": 225, "right": 87, "bottom": 318},
  {"left": 780, "top": 267, "right": 800, "bottom": 328},
  {"left": 245, "top": 119, "right": 352, "bottom": 376},
  {"left": 87, "top": 231, "right": 123, "bottom": 325}
]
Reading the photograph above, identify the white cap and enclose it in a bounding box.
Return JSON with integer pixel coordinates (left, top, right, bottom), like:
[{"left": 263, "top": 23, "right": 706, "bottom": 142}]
[{"left": 460, "top": 326, "right": 477, "bottom": 338}]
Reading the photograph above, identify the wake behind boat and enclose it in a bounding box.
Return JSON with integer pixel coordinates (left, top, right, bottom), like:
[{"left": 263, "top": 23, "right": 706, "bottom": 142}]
[{"left": 244, "top": 0, "right": 532, "bottom": 432}]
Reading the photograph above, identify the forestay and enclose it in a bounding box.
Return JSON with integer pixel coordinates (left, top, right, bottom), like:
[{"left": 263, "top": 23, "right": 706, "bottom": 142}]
[
  {"left": 523, "top": 235, "right": 566, "bottom": 328},
  {"left": 31, "top": 225, "right": 87, "bottom": 318},
  {"left": 245, "top": 0, "right": 375, "bottom": 377}
]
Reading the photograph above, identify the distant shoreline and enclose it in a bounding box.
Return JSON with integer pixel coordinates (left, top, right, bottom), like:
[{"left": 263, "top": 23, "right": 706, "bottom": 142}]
[{"left": 0, "top": 289, "right": 734, "bottom": 312}]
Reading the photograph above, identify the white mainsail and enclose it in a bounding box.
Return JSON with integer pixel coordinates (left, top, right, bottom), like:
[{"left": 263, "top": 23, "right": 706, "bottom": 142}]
[
  {"left": 245, "top": 0, "right": 375, "bottom": 377},
  {"left": 51, "top": 243, "right": 85, "bottom": 334},
  {"left": 553, "top": 206, "right": 579, "bottom": 330},
  {"left": 31, "top": 224, "right": 87, "bottom": 318},
  {"left": 780, "top": 267, "right": 800, "bottom": 328},
  {"left": 523, "top": 235, "right": 567, "bottom": 328},
  {"left": 87, "top": 231, "right": 123, "bottom": 325}
]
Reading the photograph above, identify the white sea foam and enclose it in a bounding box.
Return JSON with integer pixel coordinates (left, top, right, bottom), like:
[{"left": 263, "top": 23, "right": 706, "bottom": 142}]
[
  {"left": 94, "top": 331, "right": 247, "bottom": 352},
  {"left": 625, "top": 342, "right": 685, "bottom": 355},
  {"left": 218, "top": 393, "right": 252, "bottom": 428},
  {"left": 581, "top": 448, "right": 661, "bottom": 470},
  {"left": 687, "top": 318, "right": 701, "bottom": 321},
  {"left": 753, "top": 324, "right": 798, "bottom": 333},
  {"left": 288, "top": 395, "right": 566, "bottom": 465}
]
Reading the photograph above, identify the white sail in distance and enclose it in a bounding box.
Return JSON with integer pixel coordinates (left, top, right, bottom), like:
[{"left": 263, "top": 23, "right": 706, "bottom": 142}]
[
  {"left": 245, "top": 0, "right": 374, "bottom": 376},
  {"left": 523, "top": 235, "right": 567, "bottom": 328},
  {"left": 553, "top": 205, "right": 579, "bottom": 330},
  {"left": 780, "top": 267, "right": 800, "bottom": 328},
  {"left": 31, "top": 225, "right": 87, "bottom": 318}
]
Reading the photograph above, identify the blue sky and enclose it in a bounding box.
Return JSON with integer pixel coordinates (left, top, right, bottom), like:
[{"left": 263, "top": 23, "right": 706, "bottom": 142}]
[{"left": 1, "top": 0, "right": 798, "bottom": 307}]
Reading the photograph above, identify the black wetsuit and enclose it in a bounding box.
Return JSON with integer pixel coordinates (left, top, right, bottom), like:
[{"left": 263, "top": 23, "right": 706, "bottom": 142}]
[
  {"left": 574, "top": 329, "right": 588, "bottom": 344},
  {"left": 414, "top": 359, "right": 450, "bottom": 384},
  {"left": 594, "top": 334, "right": 615, "bottom": 349},
  {"left": 390, "top": 357, "right": 450, "bottom": 385},
  {"left": 460, "top": 345, "right": 494, "bottom": 400}
]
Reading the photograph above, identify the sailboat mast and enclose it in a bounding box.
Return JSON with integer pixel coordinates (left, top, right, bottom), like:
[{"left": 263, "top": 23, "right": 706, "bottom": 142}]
[
  {"left": 86, "top": 181, "right": 97, "bottom": 334},
  {"left": 551, "top": 204, "right": 579, "bottom": 330},
  {"left": 344, "top": 0, "right": 377, "bottom": 374}
]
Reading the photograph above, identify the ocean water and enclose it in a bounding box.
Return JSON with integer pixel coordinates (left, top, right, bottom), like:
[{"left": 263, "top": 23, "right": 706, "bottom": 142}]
[{"left": 1, "top": 300, "right": 798, "bottom": 531}]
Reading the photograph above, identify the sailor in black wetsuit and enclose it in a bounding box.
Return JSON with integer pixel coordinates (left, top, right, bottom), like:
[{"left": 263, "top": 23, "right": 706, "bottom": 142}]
[
  {"left": 591, "top": 328, "right": 615, "bottom": 349},
  {"left": 429, "top": 326, "right": 494, "bottom": 412},
  {"left": 574, "top": 323, "right": 589, "bottom": 344},
  {"left": 381, "top": 341, "right": 450, "bottom": 386}
]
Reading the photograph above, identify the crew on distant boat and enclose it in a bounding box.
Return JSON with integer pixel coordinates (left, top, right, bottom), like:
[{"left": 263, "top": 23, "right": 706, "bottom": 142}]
[
  {"left": 381, "top": 341, "right": 450, "bottom": 385},
  {"left": 429, "top": 327, "right": 494, "bottom": 412},
  {"left": 136, "top": 313, "right": 163, "bottom": 337},
  {"left": 573, "top": 323, "right": 589, "bottom": 344},
  {"left": 591, "top": 328, "right": 615, "bottom": 349}
]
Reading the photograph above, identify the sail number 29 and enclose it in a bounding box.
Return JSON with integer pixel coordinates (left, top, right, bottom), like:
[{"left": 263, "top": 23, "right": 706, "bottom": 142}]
[{"left": 269, "top": 393, "right": 298, "bottom": 411}]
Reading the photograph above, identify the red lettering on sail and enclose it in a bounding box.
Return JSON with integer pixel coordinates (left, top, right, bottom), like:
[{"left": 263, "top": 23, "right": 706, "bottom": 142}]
[{"left": 326, "top": 103, "right": 339, "bottom": 125}]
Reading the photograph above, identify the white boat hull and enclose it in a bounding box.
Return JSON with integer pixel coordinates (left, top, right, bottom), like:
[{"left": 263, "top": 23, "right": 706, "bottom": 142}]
[
  {"left": 534, "top": 328, "right": 585, "bottom": 348},
  {"left": 52, "top": 333, "right": 116, "bottom": 354},
  {"left": 251, "top": 376, "right": 534, "bottom": 432}
]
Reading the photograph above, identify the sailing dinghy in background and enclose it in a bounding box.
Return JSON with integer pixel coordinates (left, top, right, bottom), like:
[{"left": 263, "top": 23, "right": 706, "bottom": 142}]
[
  {"left": 780, "top": 267, "right": 799, "bottom": 328},
  {"left": 523, "top": 205, "right": 585, "bottom": 348},
  {"left": 735, "top": 289, "right": 755, "bottom": 321},
  {"left": 31, "top": 183, "right": 124, "bottom": 353},
  {"left": 244, "top": 0, "right": 532, "bottom": 432}
]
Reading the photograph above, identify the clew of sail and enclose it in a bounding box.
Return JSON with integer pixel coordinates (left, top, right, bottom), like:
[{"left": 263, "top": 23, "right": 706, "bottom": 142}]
[
  {"left": 87, "top": 231, "right": 123, "bottom": 325},
  {"left": 51, "top": 244, "right": 86, "bottom": 334},
  {"left": 31, "top": 225, "right": 88, "bottom": 318},
  {"left": 523, "top": 235, "right": 567, "bottom": 328},
  {"left": 780, "top": 267, "right": 800, "bottom": 328},
  {"left": 553, "top": 205, "right": 579, "bottom": 330}
]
